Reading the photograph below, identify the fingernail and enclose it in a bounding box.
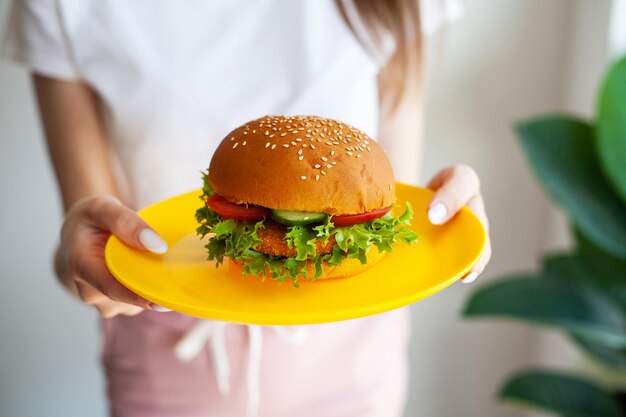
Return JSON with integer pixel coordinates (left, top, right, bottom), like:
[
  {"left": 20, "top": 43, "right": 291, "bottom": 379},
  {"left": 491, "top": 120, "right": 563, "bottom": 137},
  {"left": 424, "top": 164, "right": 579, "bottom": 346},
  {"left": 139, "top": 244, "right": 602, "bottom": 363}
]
[
  {"left": 428, "top": 203, "right": 447, "bottom": 225},
  {"left": 151, "top": 304, "right": 172, "bottom": 312},
  {"left": 462, "top": 271, "right": 478, "bottom": 284},
  {"left": 139, "top": 229, "right": 168, "bottom": 254}
]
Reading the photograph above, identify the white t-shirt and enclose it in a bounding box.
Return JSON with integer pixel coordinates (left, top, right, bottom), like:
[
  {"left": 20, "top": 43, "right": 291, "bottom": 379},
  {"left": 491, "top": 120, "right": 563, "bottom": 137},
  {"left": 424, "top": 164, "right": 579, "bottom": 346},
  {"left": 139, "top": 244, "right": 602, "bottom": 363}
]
[{"left": 3, "top": 0, "right": 463, "bottom": 209}]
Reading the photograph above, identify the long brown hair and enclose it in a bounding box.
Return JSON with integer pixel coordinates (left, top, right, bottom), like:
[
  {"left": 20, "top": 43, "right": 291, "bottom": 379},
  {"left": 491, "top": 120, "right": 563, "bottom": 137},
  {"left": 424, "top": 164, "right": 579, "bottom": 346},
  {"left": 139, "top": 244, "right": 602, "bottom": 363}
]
[
  {"left": 336, "top": 0, "right": 422, "bottom": 109},
  {"left": 336, "top": 0, "right": 424, "bottom": 180}
]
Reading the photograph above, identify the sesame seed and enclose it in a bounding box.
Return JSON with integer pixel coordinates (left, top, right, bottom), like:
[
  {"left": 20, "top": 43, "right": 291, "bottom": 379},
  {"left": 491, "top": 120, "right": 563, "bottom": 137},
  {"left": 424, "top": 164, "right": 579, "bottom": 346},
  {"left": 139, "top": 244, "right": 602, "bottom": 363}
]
[
  {"left": 296, "top": 138, "right": 302, "bottom": 142},
  {"left": 326, "top": 164, "right": 332, "bottom": 168},
  {"left": 290, "top": 141, "right": 296, "bottom": 146},
  {"left": 242, "top": 141, "right": 247, "bottom": 146},
  {"left": 332, "top": 161, "right": 336, "bottom": 165},
  {"left": 300, "top": 176, "right": 307, "bottom": 180},
  {"left": 326, "top": 142, "right": 333, "bottom": 146},
  {"left": 310, "top": 144, "right": 316, "bottom": 149},
  {"left": 265, "top": 131, "right": 269, "bottom": 136},
  {"left": 321, "top": 170, "right": 327, "bottom": 175},
  {"left": 298, "top": 155, "right": 304, "bottom": 161},
  {"left": 320, "top": 133, "right": 325, "bottom": 138},
  {"left": 271, "top": 144, "right": 277, "bottom": 149},
  {"left": 252, "top": 130, "right": 256, "bottom": 134},
  {"left": 315, "top": 174, "right": 320, "bottom": 181},
  {"left": 347, "top": 151, "right": 353, "bottom": 156},
  {"left": 357, "top": 154, "right": 362, "bottom": 158},
  {"left": 330, "top": 150, "right": 335, "bottom": 156},
  {"left": 298, "top": 149, "right": 303, "bottom": 155},
  {"left": 243, "top": 131, "right": 248, "bottom": 135},
  {"left": 230, "top": 137, "right": 235, "bottom": 141},
  {"left": 321, "top": 156, "right": 328, "bottom": 162},
  {"left": 280, "top": 133, "right": 287, "bottom": 137},
  {"left": 302, "top": 144, "right": 308, "bottom": 148},
  {"left": 269, "top": 134, "right": 275, "bottom": 138},
  {"left": 233, "top": 143, "right": 238, "bottom": 149},
  {"left": 283, "top": 144, "right": 289, "bottom": 148},
  {"left": 265, "top": 142, "right": 270, "bottom": 148},
  {"left": 314, "top": 164, "right": 321, "bottom": 169}
]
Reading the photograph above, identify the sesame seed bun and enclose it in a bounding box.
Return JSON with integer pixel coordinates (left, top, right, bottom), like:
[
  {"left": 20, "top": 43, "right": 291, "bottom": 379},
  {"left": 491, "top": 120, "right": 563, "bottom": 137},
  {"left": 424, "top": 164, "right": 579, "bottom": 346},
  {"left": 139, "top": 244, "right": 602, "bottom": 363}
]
[{"left": 208, "top": 115, "right": 395, "bottom": 215}]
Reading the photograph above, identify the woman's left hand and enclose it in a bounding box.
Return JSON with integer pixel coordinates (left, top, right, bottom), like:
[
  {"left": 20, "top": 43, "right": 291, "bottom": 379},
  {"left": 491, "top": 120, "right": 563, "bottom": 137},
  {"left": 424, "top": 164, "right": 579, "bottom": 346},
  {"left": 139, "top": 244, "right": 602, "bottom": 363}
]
[{"left": 426, "top": 164, "right": 492, "bottom": 283}]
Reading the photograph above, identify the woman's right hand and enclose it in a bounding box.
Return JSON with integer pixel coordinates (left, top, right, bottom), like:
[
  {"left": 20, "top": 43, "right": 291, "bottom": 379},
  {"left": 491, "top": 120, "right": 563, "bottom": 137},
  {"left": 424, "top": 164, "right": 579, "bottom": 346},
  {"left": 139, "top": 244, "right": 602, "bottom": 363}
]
[{"left": 57, "top": 195, "right": 168, "bottom": 318}]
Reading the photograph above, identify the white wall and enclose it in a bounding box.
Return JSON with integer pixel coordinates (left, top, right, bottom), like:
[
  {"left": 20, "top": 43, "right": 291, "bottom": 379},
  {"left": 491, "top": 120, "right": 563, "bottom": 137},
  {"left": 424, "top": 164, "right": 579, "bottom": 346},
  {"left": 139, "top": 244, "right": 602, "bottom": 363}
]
[{"left": 0, "top": 1, "right": 611, "bottom": 417}]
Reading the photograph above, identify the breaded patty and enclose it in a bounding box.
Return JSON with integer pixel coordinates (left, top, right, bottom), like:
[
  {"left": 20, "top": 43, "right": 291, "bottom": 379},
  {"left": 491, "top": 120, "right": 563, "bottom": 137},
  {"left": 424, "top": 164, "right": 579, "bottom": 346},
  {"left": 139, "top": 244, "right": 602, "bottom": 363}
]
[{"left": 255, "top": 221, "right": 336, "bottom": 258}]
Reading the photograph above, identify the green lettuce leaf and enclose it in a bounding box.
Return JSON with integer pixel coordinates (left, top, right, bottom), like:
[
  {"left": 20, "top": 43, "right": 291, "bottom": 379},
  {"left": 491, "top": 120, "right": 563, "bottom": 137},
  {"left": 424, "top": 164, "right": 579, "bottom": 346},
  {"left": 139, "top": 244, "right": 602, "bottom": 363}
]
[{"left": 195, "top": 173, "right": 419, "bottom": 286}]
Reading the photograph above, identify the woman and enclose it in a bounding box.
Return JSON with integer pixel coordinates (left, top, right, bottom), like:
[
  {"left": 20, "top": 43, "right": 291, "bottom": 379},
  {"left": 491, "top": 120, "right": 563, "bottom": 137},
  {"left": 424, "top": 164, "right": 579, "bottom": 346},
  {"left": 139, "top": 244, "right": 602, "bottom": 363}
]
[{"left": 4, "top": 0, "right": 491, "bottom": 416}]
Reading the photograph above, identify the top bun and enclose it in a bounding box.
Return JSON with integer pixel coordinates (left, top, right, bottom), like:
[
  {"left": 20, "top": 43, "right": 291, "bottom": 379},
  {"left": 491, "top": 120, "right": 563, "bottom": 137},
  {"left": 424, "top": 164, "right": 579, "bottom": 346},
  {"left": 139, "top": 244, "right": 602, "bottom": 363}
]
[{"left": 208, "top": 115, "right": 395, "bottom": 215}]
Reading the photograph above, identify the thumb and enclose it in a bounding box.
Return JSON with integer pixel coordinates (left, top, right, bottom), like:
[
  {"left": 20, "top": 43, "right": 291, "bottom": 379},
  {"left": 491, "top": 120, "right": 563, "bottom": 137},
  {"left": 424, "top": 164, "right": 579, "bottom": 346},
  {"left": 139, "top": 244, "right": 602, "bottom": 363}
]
[{"left": 87, "top": 196, "right": 168, "bottom": 254}]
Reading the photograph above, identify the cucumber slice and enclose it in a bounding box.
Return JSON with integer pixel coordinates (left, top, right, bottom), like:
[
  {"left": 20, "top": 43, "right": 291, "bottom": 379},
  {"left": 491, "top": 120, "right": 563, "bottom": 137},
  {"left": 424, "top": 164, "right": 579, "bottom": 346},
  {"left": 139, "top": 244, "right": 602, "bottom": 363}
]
[{"left": 271, "top": 209, "right": 327, "bottom": 226}]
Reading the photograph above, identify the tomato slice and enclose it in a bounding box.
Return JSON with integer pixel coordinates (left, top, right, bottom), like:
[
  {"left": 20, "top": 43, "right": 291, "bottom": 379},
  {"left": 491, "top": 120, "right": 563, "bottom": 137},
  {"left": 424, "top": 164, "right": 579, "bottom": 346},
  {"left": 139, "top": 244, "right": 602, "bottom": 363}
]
[
  {"left": 206, "top": 195, "right": 270, "bottom": 221},
  {"left": 331, "top": 206, "right": 392, "bottom": 227}
]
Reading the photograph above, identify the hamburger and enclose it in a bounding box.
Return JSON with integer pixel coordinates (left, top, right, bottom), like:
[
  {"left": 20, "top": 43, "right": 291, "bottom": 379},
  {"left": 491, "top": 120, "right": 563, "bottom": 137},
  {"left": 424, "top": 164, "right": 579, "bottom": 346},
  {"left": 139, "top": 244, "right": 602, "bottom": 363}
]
[{"left": 195, "top": 115, "right": 419, "bottom": 286}]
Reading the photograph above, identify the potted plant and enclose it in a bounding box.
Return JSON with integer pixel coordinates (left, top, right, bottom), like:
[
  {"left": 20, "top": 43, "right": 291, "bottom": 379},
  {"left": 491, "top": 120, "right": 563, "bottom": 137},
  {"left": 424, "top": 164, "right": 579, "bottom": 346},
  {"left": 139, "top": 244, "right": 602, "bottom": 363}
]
[{"left": 463, "top": 56, "right": 626, "bottom": 417}]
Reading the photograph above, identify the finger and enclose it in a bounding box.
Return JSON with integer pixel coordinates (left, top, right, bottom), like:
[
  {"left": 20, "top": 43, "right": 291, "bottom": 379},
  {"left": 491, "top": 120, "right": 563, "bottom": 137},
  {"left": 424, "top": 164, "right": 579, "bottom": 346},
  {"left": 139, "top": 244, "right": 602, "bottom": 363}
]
[
  {"left": 94, "top": 299, "right": 145, "bottom": 318},
  {"left": 75, "top": 255, "right": 152, "bottom": 309},
  {"left": 86, "top": 196, "right": 168, "bottom": 254},
  {"left": 75, "top": 281, "right": 109, "bottom": 305},
  {"left": 427, "top": 165, "right": 480, "bottom": 225},
  {"left": 460, "top": 194, "right": 491, "bottom": 283},
  {"left": 466, "top": 194, "right": 490, "bottom": 233},
  {"left": 76, "top": 281, "right": 147, "bottom": 317},
  {"left": 461, "top": 238, "right": 492, "bottom": 283}
]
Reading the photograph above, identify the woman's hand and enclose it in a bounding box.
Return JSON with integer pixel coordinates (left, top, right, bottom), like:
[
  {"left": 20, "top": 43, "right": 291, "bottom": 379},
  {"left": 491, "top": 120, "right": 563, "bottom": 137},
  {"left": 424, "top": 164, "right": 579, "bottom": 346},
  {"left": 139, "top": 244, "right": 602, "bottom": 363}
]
[
  {"left": 57, "top": 195, "right": 168, "bottom": 317},
  {"left": 426, "top": 165, "right": 491, "bottom": 283}
]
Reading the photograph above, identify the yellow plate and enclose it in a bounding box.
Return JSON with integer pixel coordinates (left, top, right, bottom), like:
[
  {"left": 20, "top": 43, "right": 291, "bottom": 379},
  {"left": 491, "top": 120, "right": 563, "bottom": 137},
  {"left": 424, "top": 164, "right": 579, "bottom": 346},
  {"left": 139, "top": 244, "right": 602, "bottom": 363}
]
[{"left": 105, "top": 183, "right": 486, "bottom": 325}]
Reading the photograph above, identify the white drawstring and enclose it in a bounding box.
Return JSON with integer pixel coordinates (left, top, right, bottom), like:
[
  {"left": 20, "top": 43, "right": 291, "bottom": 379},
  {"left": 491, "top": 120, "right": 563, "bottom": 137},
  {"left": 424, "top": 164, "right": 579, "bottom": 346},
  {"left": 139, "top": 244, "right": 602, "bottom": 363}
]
[
  {"left": 174, "top": 321, "right": 214, "bottom": 361},
  {"left": 174, "top": 321, "right": 309, "bottom": 416},
  {"left": 246, "top": 325, "right": 262, "bottom": 417},
  {"left": 210, "top": 321, "right": 230, "bottom": 395}
]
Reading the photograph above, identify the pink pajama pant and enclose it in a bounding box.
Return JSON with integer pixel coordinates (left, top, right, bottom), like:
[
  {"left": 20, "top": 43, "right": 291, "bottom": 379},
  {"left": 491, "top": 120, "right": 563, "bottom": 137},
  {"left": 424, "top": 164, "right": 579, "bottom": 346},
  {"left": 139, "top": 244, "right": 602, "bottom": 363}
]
[{"left": 102, "top": 308, "right": 410, "bottom": 417}]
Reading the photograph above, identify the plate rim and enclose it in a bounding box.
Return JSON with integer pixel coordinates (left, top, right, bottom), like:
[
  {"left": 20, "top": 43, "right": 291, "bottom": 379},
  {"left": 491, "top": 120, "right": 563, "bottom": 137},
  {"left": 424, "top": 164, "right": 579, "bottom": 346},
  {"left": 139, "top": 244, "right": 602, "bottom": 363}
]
[{"left": 105, "top": 182, "right": 486, "bottom": 325}]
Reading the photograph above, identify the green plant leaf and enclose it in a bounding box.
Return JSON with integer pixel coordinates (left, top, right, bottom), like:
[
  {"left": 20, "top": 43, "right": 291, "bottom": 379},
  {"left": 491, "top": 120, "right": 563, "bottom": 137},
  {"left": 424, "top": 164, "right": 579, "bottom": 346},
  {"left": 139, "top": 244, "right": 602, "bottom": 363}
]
[
  {"left": 597, "top": 56, "right": 626, "bottom": 203},
  {"left": 569, "top": 334, "right": 626, "bottom": 371},
  {"left": 463, "top": 276, "right": 626, "bottom": 348},
  {"left": 541, "top": 252, "right": 626, "bottom": 366},
  {"left": 575, "top": 228, "right": 626, "bottom": 283},
  {"left": 543, "top": 254, "right": 626, "bottom": 313},
  {"left": 499, "top": 370, "right": 623, "bottom": 417},
  {"left": 516, "top": 116, "right": 626, "bottom": 259}
]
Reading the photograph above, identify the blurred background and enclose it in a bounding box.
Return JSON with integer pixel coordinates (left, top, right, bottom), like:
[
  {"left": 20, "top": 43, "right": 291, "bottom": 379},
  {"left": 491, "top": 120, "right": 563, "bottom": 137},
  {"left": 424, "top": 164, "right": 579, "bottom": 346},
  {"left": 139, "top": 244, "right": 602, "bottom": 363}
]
[{"left": 1, "top": 0, "right": 624, "bottom": 416}]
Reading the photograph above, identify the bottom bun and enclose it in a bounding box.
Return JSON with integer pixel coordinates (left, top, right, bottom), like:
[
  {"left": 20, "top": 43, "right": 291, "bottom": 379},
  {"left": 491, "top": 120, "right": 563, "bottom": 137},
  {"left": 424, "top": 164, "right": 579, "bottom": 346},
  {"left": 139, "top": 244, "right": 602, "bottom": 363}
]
[
  {"left": 228, "top": 246, "right": 386, "bottom": 281},
  {"left": 314, "top": 246, "right": 386, "bottom": 280}
]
